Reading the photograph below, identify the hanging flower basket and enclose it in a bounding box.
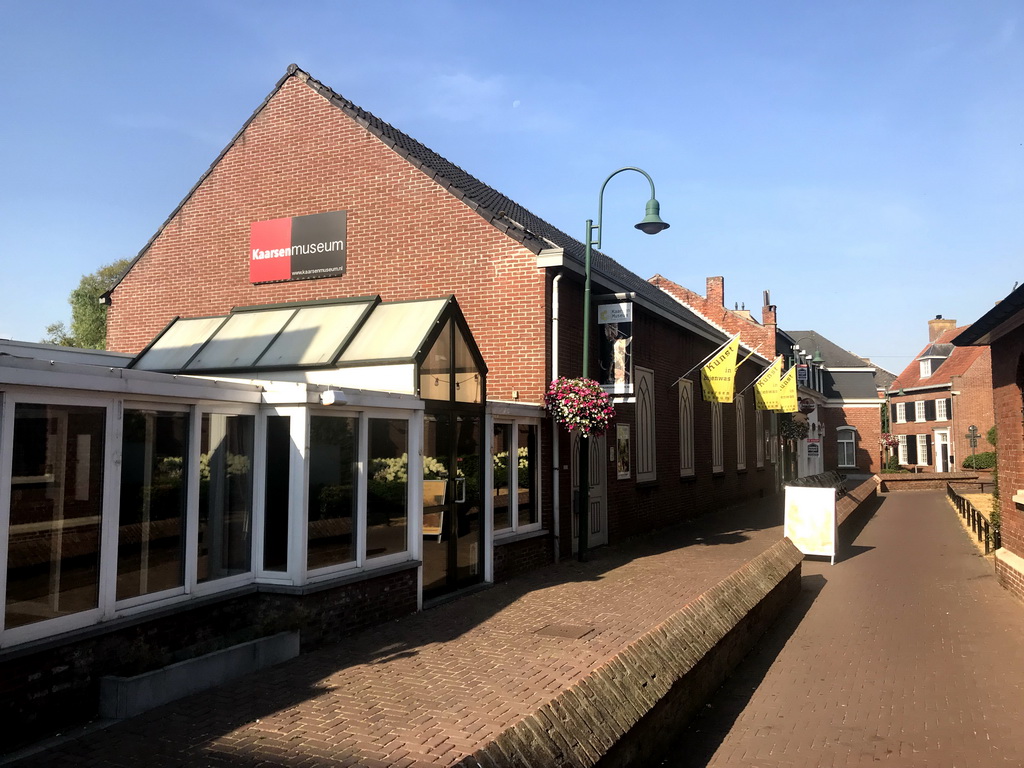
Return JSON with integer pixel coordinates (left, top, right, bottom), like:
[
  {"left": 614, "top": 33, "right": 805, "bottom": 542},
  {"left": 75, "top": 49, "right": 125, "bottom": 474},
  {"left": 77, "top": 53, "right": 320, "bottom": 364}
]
[
  {"left": 545, "top": 377, "right": 615, "bottom": 437},
  {"left": 879, "top": 433, "right": 899, "bottom": 449}
]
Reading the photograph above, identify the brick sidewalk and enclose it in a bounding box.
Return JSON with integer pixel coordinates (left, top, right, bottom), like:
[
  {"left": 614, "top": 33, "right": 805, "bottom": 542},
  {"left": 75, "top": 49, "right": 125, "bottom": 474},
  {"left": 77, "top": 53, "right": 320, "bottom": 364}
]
[
  {"left": 9, "top": 495, "right": 786, "bottom": 767},
  {"left": 666, "top": 490, "right": 1024, "bottom": 768}
]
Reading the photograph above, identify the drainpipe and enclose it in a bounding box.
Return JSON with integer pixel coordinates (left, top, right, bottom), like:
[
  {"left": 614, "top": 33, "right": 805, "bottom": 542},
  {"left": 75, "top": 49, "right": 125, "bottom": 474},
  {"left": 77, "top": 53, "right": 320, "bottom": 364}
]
[{"left": 551, "top": 272, "right": 562, "bottom": 563}]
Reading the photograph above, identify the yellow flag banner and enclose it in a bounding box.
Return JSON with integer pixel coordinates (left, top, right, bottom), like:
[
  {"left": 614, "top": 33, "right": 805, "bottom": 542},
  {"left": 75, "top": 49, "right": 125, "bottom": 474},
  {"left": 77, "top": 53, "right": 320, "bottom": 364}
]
[
  {"left": 754, "top": 357, "right": 782, "bottom": 411},
  {"left": 700, "top": 336, "right": 740, "bottom": 403},
  {"left": 778, "top": 365, "right": 799, "bottom": 413}
]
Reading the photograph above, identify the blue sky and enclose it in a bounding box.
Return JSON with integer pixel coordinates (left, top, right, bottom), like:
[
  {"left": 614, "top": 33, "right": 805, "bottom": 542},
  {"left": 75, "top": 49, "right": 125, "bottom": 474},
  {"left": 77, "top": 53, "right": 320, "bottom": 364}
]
[{"left": 1, "top": 1, "right": 1021, "bottom": 375}]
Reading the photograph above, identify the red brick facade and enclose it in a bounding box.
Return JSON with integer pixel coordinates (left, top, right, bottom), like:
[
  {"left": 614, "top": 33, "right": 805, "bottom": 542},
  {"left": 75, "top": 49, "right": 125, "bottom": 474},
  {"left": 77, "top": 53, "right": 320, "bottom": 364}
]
[
  {"left": 107, "top": 67, "right": 778, "bottom": 563},
  {"left": 889, "top": 323, "right": 993, "bottom": 472},
  {"left": 109, "top": 74, "right": 548, "bottom": 406},
  {"left": 822, "top": 404, "right": 883, "bottom": 474},
  {"left": 649, "top": 275, "right": 777, "bottom": 358},
  {"left": 990, "top": 327, "right": 1024, "bottom": 560}
]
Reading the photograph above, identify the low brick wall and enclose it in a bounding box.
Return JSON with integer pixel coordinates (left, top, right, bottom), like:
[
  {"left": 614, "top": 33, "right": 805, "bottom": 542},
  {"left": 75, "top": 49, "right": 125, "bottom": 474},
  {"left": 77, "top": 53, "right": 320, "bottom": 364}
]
[
  {"left": 0, "top": 566, "right": 417, "bottom": 754},
  {"left": 995, "top": 549, "right": 1024, "bottom": 605},
  {"left": 454, "top": 538, "right": 804, "bottom": 768},
  {"left": 837, "top": 476, "right": 881, "bottom": 526},
  {"left": 878, "top": 472, "right": 981, "bottom": 493}
]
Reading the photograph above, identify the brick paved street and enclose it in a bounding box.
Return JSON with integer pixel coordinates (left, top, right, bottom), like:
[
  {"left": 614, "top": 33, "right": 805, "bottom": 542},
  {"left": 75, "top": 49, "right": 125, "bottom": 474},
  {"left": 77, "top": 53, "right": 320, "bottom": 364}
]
[
  {"left": 665, "top": 490, "right": 1024, "bottom": 768},
  {"left": 7, "top": 496, "right": 787, "bottom": 768}
]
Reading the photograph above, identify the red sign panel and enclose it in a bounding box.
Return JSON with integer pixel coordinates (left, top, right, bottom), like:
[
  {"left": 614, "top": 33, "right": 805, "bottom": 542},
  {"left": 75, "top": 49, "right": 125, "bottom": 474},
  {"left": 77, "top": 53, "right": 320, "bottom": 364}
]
[{"left": 249, "top": 210, "right": 347, "bottom": 284}]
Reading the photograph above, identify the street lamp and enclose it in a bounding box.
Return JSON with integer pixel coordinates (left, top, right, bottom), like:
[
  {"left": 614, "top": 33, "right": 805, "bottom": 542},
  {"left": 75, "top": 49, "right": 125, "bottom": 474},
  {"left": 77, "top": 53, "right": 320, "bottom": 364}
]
[{"left": 578, "top": 167, "right": 669, "bottom": 562}]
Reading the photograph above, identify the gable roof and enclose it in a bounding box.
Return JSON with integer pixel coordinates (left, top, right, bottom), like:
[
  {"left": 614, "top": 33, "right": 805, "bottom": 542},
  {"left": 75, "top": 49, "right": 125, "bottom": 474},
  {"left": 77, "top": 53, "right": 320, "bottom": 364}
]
[
  {"left": 106, "top": 65, "right": 722, "bottom": 345},
  {"left": 782, "top": 330, "right": 873, "bottom": 369},
  {"left": 888, "top": 326, "right": 987, "bottom": 392},
  {"left": 955, "top": 283, "right": 1024, "bottom": 346}
]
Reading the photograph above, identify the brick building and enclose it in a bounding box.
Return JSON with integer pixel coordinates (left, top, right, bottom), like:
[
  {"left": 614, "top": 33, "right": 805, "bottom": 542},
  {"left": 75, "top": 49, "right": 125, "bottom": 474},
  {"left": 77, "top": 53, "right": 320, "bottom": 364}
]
[
  {"left": 888, "top": 316, "right": 994, "bottom": 472},
  {"left": 954, "top": 284, "right": 1024, "bottom": 602},
  {"left": 0, "top": 65, "right": 779, "bottom": 746}
]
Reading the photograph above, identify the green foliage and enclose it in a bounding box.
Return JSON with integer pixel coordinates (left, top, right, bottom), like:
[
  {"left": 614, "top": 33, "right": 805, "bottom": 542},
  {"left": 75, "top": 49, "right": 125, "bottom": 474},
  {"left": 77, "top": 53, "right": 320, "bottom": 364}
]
[
  {"left": 987, "top": 425, "right": 998, "bottom": 448},
  {"left": 44, "top": 258, "right": 131, "bottom": 349},
  {"left": 962, "top": 451, "right": 996, "bottom": 470},
  {"left": 885, "top": 455, "right": 901, "bottom": 471}
]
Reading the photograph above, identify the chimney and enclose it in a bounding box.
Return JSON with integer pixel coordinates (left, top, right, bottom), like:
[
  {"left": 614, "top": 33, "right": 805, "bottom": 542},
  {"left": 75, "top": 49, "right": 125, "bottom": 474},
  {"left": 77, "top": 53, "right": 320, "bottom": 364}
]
[
  {"left": 706, "top": 276, "right": 724, "bottom": 308},
  {"left": 928, "top": 314, "right": 956, "bottom": 342}
]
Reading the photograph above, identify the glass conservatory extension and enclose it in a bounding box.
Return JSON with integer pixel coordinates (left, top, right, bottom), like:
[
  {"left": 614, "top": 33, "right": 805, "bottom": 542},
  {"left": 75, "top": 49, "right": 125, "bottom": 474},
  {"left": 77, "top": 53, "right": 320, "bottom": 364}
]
[{"left": 0, "top": 297, "right": 543, "bottom": 647}]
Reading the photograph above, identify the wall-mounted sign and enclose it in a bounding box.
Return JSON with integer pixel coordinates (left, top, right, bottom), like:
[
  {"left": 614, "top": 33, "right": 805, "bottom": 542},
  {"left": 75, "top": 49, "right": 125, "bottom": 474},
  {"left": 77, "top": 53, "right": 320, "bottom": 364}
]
[
  {"left": 250, "top": 210, "right": 347, "bottom": 284},
  {"left": 798, "top": 397, "right": 816, "bottom": 415},
  {"left": 796, "top": 364, "right": 809, "bottom": 386},
  {"left": 597, "top": 301, "right": 633, "bottom": 394},
  {"left": 807, "top": 443, "right": 820, "bottom": 457}
]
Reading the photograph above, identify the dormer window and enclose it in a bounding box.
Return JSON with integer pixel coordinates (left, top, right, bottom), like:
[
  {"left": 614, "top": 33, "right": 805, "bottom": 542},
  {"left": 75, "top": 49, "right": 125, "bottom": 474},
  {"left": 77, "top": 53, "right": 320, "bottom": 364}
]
[{"left": 919, "top": 359, "right": 932, "bottom": 378}]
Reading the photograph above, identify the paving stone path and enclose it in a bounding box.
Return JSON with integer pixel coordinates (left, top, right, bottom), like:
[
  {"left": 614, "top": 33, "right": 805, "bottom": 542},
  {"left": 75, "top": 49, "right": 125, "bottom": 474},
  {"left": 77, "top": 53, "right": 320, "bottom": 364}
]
[
  {"left": 8, "top": 497, "right": 787, "bottom": 768},
  {"left": 664, "top": 490, "right": 1024, "bottom": 768}
]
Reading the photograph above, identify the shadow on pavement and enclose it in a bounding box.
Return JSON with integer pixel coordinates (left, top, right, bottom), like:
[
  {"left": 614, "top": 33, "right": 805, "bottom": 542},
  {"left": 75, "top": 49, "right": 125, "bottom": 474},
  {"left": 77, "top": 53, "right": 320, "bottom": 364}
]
[
  {"left": 659, "top": 572, "right": 829, "bottom": 768},
  {"left": 10, "top": 495, "right": 787, "bottom": 767}
]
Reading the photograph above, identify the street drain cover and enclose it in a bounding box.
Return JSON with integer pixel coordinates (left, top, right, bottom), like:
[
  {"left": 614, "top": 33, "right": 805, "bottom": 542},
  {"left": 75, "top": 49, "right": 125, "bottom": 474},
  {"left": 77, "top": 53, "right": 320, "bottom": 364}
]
[{"left": 535, "top": 624, "right": 594, "bottom": 639}]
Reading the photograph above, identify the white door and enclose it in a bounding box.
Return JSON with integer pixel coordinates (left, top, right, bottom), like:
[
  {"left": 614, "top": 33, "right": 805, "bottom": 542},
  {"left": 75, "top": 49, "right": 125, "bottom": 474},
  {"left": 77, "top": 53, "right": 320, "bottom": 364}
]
[
  {"left": 934, "top": 429, "right": 950, "bottom": 473},
  {"left": 572, "top": 433, "right": 608, "bottom": 550}
]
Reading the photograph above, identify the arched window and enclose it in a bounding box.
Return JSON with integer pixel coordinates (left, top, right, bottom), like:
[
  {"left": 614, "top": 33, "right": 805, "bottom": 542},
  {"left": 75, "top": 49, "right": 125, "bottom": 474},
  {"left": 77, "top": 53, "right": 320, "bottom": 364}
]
[
  {"left": 837, "top": 427, "right": 857, "bottom": 468},
  {"left": 755, "top": 409, "right": 765, "bottom": 468},
  {"left": 678, "top": 379, "right": 694, "bottom": 477},
  {"left": 636, "top": 367, "right": 656, "bottom": 481},
  {"left": 735, "top": 393, "right": 747, "bottom": 471}
]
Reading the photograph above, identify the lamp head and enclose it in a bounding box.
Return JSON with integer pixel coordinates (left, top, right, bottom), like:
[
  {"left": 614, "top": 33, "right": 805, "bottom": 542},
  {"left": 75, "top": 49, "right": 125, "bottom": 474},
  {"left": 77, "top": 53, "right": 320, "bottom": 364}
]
[
  {"left": 812, "top": 350, "right": 824, "bottom": 364},
  {"left": 635, "top": 198, "right": 670, "bottom": 235}
]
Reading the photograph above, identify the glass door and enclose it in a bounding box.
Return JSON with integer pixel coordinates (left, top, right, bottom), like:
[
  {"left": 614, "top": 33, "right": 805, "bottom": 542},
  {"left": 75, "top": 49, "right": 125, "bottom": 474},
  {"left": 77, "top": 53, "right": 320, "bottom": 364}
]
[{"left": 422, "top": 412, "right": 483, "bottom": 601}]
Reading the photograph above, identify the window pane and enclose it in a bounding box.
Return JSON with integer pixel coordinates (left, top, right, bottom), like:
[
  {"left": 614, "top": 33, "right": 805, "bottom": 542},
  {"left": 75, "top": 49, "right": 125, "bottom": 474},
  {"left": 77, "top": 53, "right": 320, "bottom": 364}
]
[
  {"left": 117, "top": 410, "right": 188, "bottom": 600},
  {"left": 516, "top": 424, "right": 538, "bottom": 527},
  {"left": 307, "top": 416, "right": 357, "bottom": 569},
  {"left": 6, "top": 404, "right": 105, "bottom": 629},
  {"left": 420, "top": 321, "right": 452, "bottom": 401},
  {"left": 198, "top": 414, "right": 254, "bottom": 582},
  {"left": 453, "top": 325, "right": 482, "bottom": 404},
  {"left": 263, "top": 416, "right": 290, "bottom": 572},
  {"left": 366, "top": 418, "right": 409, "bottom": 560},
  {"left": 492, "top": 424, "right": 512, "bottom": 532}
]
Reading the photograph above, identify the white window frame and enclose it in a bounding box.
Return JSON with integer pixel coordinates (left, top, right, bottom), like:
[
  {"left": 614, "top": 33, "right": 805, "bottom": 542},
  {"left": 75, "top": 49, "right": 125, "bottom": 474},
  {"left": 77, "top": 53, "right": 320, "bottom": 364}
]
[
  {"left": 304, "top": 407, "right": 417, "bottom": 585},
  {"left": 635, "top": 366, "right": 656, "bottom": 482},
  {"left": 189, "top": 403, "right": 260, "bottom": 597},
  {"left": 915, "top": 401, "right": 926, "bottom": 422},
  {"left": 678, "top": 379, "right": 695, "bottom": 477},
  {"left": 113, "top": 401, "right": 193, "bottom": 611},
  {"left": 735, "top": 393, "right": 747, "bottom": 471},
  {"left": 711, "top": 401, "right": 724, "bottom": 473},
  {"left": 898, "top": 434, "right": 909, "bottom": 465},
  {"left": 916, "top": 434, "right": 929, "bottom": 465},
  {"left": 755, "top": 409, "right": 765, "bottom": 468},
  {"left": 919, "top": 360, "right": 932, "bottom": 378},
  {"left": 936, "top": 398, "right": 948, "bottom": 421},
  {"left": 837, "top": 426, "right": 857, "bottom": 468},
  {"left": 895, "top": 402, "right": 906, "bottom": 423},
  {"left": 492, "top": 416, "right": 543, "bottom": 538},
  {"left": 0, "top": 390, "right": 120, "bottom": 646}
]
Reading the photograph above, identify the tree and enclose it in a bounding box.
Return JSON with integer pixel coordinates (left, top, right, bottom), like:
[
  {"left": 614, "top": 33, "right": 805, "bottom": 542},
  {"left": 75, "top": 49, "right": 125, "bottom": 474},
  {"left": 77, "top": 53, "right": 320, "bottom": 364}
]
[{"left": 44, "top": 259, "right": 131, "bottom": 349}]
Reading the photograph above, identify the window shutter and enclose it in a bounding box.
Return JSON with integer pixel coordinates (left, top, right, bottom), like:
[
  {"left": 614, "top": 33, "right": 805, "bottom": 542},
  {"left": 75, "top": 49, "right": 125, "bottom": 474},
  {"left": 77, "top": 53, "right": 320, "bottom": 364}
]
[
  {"left": 926, "top": 436, "right": 933, "bottom": 465},
  {"left": 906, "top": 404, "right": 915, "bottom": 422},
  {"left": 907, "top": 437, "right": 917, "bottom": 464},
  {"left": 890, "top": 403, "right": 897, "bottom": 424},
  {"left": 946, "top": 398, "right": 952, "bottom": 419},
  {"left": 925, "top": 400, "right": 935, "bottom": 421}
]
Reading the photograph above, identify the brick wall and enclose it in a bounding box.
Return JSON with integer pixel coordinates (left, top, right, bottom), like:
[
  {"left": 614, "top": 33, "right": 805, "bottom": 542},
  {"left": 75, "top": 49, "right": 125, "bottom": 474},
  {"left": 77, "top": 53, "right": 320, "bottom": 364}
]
[
  {"left": 821, "top": 404, "right": 883, "bottom": 474},
  {"left": 493, "top": 535, "right": 552, "bottom": 581},
  {"left": 108, "top": 74, "right": 548, "bottom": 405},
  {"left": 649, "top": 274, "right": 777, "bottom": 357},
  {"left": 990, "top": 327, "right": 1024, "bottom": 558},
  {"left": 951, "top": 349, "right": 996, "bottom": 463},
  {"left": 0, "top": 568, "right": 417, "bottom": 754}
]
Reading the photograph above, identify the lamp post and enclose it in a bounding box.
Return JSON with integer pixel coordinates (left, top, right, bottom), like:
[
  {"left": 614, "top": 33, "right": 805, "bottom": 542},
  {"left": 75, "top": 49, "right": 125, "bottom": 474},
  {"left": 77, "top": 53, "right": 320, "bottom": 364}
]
[{"left": 578, "top": 167, "right": 669, "bottom": 562}]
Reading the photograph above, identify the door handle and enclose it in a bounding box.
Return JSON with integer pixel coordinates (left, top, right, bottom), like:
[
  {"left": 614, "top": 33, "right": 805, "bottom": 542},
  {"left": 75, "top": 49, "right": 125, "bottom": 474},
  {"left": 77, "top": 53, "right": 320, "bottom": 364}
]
[{"left": 454, "top": 477, "right": 466, "bottom": 503}]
